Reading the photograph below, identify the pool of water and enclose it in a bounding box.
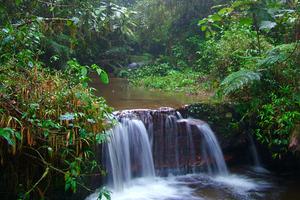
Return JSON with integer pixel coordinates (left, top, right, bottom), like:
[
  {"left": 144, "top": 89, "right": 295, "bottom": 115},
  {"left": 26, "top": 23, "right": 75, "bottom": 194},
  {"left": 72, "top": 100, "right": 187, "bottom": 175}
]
[
  {"left": 86, "top": 167, "right": 300, "bottom": 200},
  {"left": 90, "top": 76, "right": 211, "bottom": 110}
]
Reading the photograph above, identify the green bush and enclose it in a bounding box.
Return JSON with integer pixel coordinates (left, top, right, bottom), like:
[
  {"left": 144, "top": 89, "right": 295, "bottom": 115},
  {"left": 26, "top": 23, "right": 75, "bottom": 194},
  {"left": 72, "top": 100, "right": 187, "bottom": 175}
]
[
  {"left": 256, "top": 90, "right": 300, "bottom": 157},
  {"left": 0, "top": 22, "right": 112, "bottom": 199},
  {"left": 196, "top": 25, "right": 271, "bottom": 78},
  {"left": 130, "top": 69, "right": 205, "bottom": 94},
  {"left": 119, "top": 62, "right": 175, "bottom": 79}
]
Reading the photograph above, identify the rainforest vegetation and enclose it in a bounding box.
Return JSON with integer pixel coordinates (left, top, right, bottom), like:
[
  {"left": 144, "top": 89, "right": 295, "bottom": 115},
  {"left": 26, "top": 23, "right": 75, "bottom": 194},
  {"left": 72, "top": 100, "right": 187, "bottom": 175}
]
[{"left": 0, "top": 0, "right": 299, "bottom": 199}]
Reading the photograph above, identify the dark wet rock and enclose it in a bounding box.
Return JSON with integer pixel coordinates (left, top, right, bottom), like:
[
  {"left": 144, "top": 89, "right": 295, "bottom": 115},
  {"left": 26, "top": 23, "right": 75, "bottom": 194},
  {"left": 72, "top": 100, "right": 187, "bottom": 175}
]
[
  {"left": 127, "top": 62, "right": 145, "bottom": 69},
  {"left": 289, "top": 123, "right": 300, "bottom": 152},
  {"left": 114, "top": 107, "right": 248, "bottom": 172},
  {"left": 128, "top": 62, "right": 139, "bottom": 68},
  {"left": 180, "top": 103, "right": 300, "bottom": 172},
  {"left": 177, "top": 103, "right": 252, "bottom": 166}
]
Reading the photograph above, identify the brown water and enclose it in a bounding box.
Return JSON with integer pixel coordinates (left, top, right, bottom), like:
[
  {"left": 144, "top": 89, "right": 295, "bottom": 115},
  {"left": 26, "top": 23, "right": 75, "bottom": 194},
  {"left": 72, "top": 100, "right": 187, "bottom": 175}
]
[{"left": 90, "top": 76, "right": 210, "bottom": 110}]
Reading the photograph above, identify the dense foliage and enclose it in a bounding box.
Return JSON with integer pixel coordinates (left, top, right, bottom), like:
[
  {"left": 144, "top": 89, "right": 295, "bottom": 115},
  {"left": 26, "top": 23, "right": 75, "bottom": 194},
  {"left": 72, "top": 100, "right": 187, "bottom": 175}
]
[
  {"left": 123, "top": 0, "right": 300, "bottom": 158},
  {"left": 0, "top": 0, "right": 136, "bottom": 69},
  {"left": 0, "top": 0, "right": 120, "bottom": 199},
  {"left": 1, "top": 0, "right": 300, "bottom": 198},
  {"left": 206, "top": 0, "right": 300, "bottom": 158},
  {"left": 0, "top": 61, "right": 112, "bottom": 199}
]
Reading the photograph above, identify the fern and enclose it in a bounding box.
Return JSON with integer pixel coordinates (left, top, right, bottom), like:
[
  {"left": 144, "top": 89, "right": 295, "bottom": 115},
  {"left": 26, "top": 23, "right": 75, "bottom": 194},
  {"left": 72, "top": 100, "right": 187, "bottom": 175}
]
[
  {"left": 220, "top": 70, "right": 261, "bottom": 95},
  {"left": 258, "top": 43, "right": 297, "bottom": 67}
]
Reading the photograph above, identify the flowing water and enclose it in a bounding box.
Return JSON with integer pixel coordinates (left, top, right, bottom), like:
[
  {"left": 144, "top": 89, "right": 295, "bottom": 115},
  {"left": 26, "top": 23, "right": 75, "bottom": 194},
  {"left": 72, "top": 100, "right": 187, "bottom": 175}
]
[
  {"left": 104, "top": 118, "right": 155, "bottom": 191},
  {"left": 86, "top": 78, "right": 300, "bottom": 200},
  {"left": 197, "top": 124, "right": 228, "bottom": 175}
]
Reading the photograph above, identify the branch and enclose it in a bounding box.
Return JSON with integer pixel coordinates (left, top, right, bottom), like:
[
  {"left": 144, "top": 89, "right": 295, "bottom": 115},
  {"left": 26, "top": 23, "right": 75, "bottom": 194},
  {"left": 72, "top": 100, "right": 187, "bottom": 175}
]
[
  {"left": 25, "top": 167, "right": 49, "bottom": 197},
  {"left": 24, "top": 147, "right": 93, "bottom": 192}
]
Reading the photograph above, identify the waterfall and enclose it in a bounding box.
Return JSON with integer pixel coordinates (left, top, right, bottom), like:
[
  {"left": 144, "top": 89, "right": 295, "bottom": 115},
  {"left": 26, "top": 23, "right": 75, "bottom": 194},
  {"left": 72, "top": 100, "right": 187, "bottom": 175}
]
[
  {"left": 85, "top": 108, "right": 276, "bottom": 200},
  {"left": 197, "top": 123, "right": 229, "bottom": 175},
  {"left": 248, "top": 134, "right": 269, "bottom": 173},
  {"left": 248, "top": 134, "right": 262, "bottom": 168},
  {"left": 165, "top": 115, "right": 180, "bottom": 174},
  {"left": 104, "top": 108, "right": 229, "bottom": 191},
  {"left": 105, "top": 118, "right": 155, "bottom": 191}
]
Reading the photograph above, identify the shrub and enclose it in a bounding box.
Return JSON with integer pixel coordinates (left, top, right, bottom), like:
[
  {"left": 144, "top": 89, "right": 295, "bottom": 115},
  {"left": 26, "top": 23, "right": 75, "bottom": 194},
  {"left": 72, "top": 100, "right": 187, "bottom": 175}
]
[
  {"left": 0, "top": 61, "right": 112, "bottom": 198},
  {"left": 196, "top": 25, "right": 272, "bottom": 78}
]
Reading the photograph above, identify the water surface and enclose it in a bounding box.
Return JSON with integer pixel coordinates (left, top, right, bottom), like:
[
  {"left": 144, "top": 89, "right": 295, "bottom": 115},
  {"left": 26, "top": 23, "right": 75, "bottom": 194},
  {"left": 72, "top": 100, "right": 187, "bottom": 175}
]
[
  {"left": 87, "top": 169, "right": 300, "bottom": 200},
  {"left": 90, "top": 76, "right": 210, "bottom": 110}
]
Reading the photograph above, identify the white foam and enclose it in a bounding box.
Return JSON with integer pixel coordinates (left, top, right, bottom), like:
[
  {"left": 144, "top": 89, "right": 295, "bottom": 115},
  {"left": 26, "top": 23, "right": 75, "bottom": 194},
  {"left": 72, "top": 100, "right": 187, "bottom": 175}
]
[
  {"left": 212, "top": 174, "right": 271, "bottom": 197},
  {"left": 86, "top": 177, "right": 201, "bottom": 200}
]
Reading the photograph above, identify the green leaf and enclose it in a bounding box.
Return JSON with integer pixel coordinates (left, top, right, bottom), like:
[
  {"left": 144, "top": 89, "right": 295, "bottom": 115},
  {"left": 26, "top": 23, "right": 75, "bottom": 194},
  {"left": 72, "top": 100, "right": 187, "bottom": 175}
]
[
  {"left": 67, "top": 20, "right": 73, "bottom": 27},
  {"left": 259, "top": 21, "right": 277, "bottom": 30},
  {"left": 98, "top": 187, "right": 111, "bottom": 200},
  {"left": 210, "top": 14, "right": 222, "bottom": 22},
  {"left": 217, "top": 7, "right": 233, "bottom": 16},
  {"left": 96, "top": 68, "right": 102, "bottom": 76},
  {"left": 239, "top": 17, "right": 253, "bottom": 26},
  {"left": 201, "top": 25, "right": 207, "bottom": 32},
  {"left": 96, "top": 69, "right": 109, "bottom": 84},
  {"left": 220, "top": 70, "right": 261, "bottom": 95},
  {"left": 91, "top": 64, "right": 99, "bottom": 70},
  {"left": 205, "top": 31, "right": 211, "bottom": 38},
  {"left": 15, "top": 0, "right": 22, "bottom": 6},
  {"left": 96, "top": 132, "right": 109, "bottom": 144},
  {"left": 0, "top": 128, "right": 16, "bottom": 145},
  {"left": 81, "top": 67, "right": 88, "bottom": 76},
  {"left": 15, "top": 131, "right": 21, "bottom": 140},
  {"left": 198, "top": 19, "right": 207, "bottom": 26}
]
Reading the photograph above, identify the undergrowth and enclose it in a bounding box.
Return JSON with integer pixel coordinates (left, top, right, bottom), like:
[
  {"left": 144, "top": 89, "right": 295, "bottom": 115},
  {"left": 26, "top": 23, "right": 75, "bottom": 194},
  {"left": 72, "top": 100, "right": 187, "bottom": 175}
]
[
  {"left": 0, "top": 61, "right": 113, "bottom": 199},
  {"left": 119, "top": 64, "right": 216, "bottom": 95}
]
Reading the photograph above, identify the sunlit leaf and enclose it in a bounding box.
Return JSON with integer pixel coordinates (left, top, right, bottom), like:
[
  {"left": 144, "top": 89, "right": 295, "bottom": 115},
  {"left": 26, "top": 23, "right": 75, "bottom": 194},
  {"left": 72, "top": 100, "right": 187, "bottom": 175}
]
[
  {"left": 96, "top": 68, "right": 109, "bottom": 84},
  {"left": 210, "top": 14, "right": 222, "bottom": 22},
  {"left": 259, "top": 21, "right": 277, "bottom": 30}
]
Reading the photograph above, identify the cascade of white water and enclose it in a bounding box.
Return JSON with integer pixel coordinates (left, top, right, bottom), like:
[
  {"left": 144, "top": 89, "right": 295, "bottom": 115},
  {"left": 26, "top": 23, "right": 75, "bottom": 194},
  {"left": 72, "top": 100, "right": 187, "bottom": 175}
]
[
  {"left": 86, "top": 109, "right": 275, "bottom": 200},
  {"left": 106, "top": 118, "right": 155, "bottom": 191},
  {"left": 248, "top": 134, "right": 262, "bottom": 167},
  {"left": 165, "top": 115, "right": 180, "bottom": 174},
  {"left": 106, "top": 109, "right": 229, "bottom": 191},
  {"left": 197, "top": 123, "right": 229, "bottom": 175},
  {"left": 186, "top": 122, "right": 196, "bottom": 173}
]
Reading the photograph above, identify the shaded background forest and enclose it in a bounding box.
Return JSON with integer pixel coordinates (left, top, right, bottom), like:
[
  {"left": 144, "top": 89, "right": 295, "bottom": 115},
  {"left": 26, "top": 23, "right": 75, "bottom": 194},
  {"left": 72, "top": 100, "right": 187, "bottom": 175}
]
[{"left": 0, "top": 0, "right": 299, "bottom": 199}]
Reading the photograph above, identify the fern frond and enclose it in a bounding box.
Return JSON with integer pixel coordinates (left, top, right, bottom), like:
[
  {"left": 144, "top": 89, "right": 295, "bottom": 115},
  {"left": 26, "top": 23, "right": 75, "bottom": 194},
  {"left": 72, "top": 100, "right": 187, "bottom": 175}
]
[
  {"left": 220, "top": 70, "right": 261, "bottom": 95},
  {"left": 258, "top": 43, "right": 297, "bottom": 67}
]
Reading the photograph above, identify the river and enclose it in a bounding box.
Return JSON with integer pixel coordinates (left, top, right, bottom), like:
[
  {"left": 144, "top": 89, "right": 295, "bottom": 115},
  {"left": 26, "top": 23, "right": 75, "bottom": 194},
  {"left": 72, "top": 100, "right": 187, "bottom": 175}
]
[{"left": 90, "top": 76, "right": 210, "bottom": 110}]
